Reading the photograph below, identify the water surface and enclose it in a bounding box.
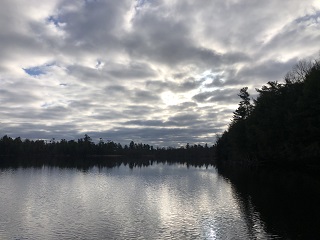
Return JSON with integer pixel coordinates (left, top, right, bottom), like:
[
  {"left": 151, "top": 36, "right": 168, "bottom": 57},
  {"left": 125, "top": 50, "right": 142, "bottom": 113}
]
[{"left": 0, "top": 163, "right": 285, "bottom": 239}]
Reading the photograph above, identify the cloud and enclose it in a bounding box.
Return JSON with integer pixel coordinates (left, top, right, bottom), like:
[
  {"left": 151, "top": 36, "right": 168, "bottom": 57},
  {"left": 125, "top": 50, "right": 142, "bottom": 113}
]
[
  {"left": 0, "top": 0, "right": 319, "bottom": 146},
  {"left": 192, "top": 89, "right": 239, "bottom": 104}
]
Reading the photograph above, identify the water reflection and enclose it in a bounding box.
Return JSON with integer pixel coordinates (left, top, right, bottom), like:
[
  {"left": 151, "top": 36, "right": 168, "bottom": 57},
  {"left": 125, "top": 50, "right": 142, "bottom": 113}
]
[
  {"left": 0, "top": 164, "right": 293, "bottom": 239},
  {"left": 219, "top": 166, "right": 320, "bottom": 239}
]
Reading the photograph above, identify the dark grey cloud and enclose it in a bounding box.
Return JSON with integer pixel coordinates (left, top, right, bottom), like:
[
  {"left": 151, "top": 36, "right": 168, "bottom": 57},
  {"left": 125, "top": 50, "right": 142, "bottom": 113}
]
[
  {"left": 168, "top": 113, "right": 199, "bottom": 124},
  {"left": 131, "top": 89, "right": 161, "bottom": 103},
  {"left": 122, "top": 105, "right": 157, "bottom": 117},
  {"left": 1, "top": 106, "right": 71, "bottom": 122},
  {"left": 125, "top": 120, "right": 166, "bottom": 127},
  {"left": 192, "top": 89, "right": 239, "bottom": 104},
  {"left": 176, "top": 78, "right": 200, "bottom": 92},
  {"left": 237, "top": 58, "right": 301, "bottom": 85},
  {"left": 0, "top": 85, "right": 42, "bottom": 105},
  {"left": 145, "top": 80, "right": 170, "bottom": 92},
  {"left": 173, "top": 102, "right": 198, "bottom": 110},
  {"left": 123, "top": 4, "right": 252, "bottom": 70},
  {"left": 107, "top": 62, "right": 156, "bottom": 79},
  {"left": 55, "top": 0, "right": 131, "bottom": 52},
  {"left": 125, "top": 112, "right": 210, "bottom": 129}
]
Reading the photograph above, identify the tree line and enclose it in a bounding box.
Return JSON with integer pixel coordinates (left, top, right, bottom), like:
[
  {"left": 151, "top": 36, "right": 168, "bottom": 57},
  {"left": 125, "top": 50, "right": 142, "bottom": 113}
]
[
  {"left": 215, "top": 58, "right": 320, "bottom": 168},
  {"left": 0, "top": 134, "right": 214, "bottom": 168}
]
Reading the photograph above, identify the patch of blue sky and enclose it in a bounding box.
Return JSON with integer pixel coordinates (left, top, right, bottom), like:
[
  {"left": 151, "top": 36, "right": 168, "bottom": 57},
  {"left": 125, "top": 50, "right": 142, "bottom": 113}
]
[
  {"left": 46, "top": 15, "right": 65, "bottom": 28},
  {"left": 135, "top": 0, "right": 153, "bottom": 11},
  {"left": 23, "top": 66, "right": 45, "bottom": 76},
  {"left": 136, "top": 0, "right": 148, "bottom": 7},
  {"left": 23, "top": 63, "right": 55, "bottom": 77}
]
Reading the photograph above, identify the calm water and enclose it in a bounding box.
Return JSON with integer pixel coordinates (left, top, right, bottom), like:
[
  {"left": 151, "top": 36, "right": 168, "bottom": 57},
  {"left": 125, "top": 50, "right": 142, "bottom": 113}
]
[{"left": 0, "top": 163, "right": 318, "bottom": 239}]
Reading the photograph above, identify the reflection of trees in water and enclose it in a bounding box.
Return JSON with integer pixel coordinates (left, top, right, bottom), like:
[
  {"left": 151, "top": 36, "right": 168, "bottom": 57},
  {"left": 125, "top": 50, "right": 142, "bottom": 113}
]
[
  {"left": 219, "top": 166, "right": 320, "bottom": 239},
  {"left": 0, "top": 154, "right": 213, "bottom": 171},
  {"left": 233, "top": 189, "right": 271, "bottom": 239}
]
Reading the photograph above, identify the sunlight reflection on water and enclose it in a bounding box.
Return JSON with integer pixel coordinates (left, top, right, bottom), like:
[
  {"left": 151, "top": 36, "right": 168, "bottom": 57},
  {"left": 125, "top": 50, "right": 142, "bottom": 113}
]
[{"left": 0, "top": 164, "right": 279, "bottom": 239}]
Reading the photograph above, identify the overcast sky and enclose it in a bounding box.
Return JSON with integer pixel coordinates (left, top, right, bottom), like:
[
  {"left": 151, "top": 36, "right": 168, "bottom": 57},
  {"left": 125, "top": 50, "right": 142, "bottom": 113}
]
[{"left": 1, "top": 0, "right": 319, "bottom": 146}]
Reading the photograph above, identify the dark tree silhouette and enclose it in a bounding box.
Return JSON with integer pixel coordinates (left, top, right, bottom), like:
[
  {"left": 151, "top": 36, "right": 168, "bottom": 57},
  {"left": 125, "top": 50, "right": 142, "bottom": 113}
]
[
  {"left": 215, "top": 57, "right": 320, "bottom": 169},
  {"left": 0, "top": 134, "right": 214, "bottom": 168},
  {"left": 232, "top": 87, "right": 252, "bottom": 122}
]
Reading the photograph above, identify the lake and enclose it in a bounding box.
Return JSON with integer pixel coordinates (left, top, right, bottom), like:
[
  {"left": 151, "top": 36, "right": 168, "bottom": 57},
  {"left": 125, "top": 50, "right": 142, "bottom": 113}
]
[{"left": 0, "top": 163, "right": 319, "bottom": 239}]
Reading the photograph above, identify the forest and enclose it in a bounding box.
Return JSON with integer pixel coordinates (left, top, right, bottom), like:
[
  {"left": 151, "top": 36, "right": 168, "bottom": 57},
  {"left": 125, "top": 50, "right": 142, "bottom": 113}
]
[
  {"left": 0, "top": 134, "right": 213, "bottom": 168},
  {"left": 215, "top": 58, "right": 320, "bottom": 169}
]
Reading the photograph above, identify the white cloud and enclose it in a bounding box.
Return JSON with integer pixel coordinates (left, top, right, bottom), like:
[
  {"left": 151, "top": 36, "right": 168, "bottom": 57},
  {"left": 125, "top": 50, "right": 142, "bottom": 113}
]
[{"left": 0, "top": 0, "right": 319, "bottom": 146}]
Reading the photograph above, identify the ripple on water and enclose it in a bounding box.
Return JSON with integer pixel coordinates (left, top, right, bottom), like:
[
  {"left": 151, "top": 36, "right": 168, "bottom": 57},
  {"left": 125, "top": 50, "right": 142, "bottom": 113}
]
[{"left": 0, "top": 165, "right": 282, "bottom": 239}]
